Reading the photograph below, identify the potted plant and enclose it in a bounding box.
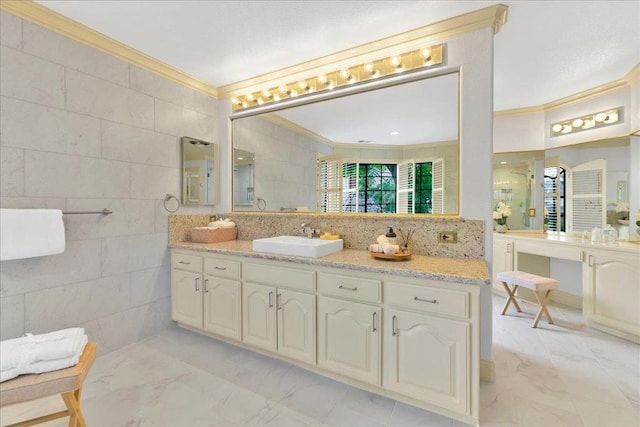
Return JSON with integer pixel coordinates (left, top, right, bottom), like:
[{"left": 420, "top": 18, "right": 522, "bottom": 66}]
[{"left": 493, "top": 200, "right": 511, "bottom": 233}]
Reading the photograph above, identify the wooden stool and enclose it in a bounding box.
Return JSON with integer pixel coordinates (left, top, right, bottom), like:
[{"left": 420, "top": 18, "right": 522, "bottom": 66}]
[
  {"left": 497, "top": 271, "right": 559, "bottom": 328},
  {"left": 0, "top": 342, "right": 97, "bottom": 427}
]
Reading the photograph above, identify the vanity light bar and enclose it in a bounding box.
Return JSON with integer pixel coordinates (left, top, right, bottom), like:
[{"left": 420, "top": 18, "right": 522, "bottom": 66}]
[
  {"left": 550, "top": 107, "right": 622, "bottom": 137},
  {"left": 231, "top": 44, "right": 444, "bottom": 111}
]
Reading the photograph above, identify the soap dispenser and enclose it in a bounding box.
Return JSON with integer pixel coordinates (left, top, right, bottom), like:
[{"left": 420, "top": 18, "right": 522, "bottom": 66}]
[{"left": 386, "top": 227, "right": 398, "bottom": 246}]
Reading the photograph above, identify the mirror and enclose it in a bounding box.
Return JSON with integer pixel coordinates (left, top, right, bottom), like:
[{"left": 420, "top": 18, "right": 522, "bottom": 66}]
[
  {"left": 232, "top": 72, "right": 459, "bottom": 214},
  {"left": 181, "top": 136, "right": 218, "bottom": 205},
  {"left": 493, "top": 136, "right": 633, "bottom": 231},
  {"left": 233, "top": 148, "right": 255, "bottom": 206}
]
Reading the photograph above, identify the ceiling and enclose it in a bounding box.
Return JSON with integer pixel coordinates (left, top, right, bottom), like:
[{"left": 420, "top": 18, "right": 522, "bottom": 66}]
[{"left": 34, "top": 1, "right": 639, "bottom": 112}]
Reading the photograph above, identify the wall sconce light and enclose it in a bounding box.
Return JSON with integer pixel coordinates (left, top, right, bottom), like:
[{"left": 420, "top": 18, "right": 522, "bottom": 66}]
[
  {"left": 550, "top": 107, "right": 622, "bottom": 137},
  {"left": 231, "top": 44, "right": 444, "bottom": 111}
]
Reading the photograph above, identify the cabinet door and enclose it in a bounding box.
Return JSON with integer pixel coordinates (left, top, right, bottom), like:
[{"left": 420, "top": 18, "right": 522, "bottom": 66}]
[
  {"left": 242, "top": 282, "right": 276, "bottom": 352},
  {"left": 203, "top": 274, "right": 242, "bottom": 340},
  {"left": 584, "top": 250, "right": 640, "bottom": 339},
  {"left": 492, "top": 238, "right": 514, "bottom": 286},
  {"left": 383, "top": 309, "right": 469, "bottom": 415},
  {"left": 317, "top": 297, "right": 381, "bottom": 385},
  {"left": 171, "top": 269, "right": 202, "bottom": 329},
  {"left": 277, "top": 289, "right": 316, "bottom": 365}
]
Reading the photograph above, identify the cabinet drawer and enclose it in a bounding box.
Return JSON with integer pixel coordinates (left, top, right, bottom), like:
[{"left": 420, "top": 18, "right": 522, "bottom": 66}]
[
  {"left": 204, "top": 257, "right": 241, "bottom": 279},
  {"left": 385, "top": 282, "right": 469, "bottom": 319},
  {"left": 244, "top": 262, "right": 314, "bottom": 291},
  {"left": 318, "top": 272, "right": 381, "bottom": 303},
  {"left": 172, "top": 252, "right": 203, "bottom": 272}
]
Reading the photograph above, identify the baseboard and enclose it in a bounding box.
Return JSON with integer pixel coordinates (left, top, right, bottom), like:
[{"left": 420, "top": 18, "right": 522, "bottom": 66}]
[
  {"left": 480, "top": 358, "right": 495, "bottom": 382},
  {"left": 492, "top": 283, "right": 582, "bottom": 309}
]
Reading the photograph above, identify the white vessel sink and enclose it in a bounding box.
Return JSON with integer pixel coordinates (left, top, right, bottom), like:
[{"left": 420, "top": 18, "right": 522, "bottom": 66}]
[{"left": 252, "top": 235, "right": 343, "bottom": 258}]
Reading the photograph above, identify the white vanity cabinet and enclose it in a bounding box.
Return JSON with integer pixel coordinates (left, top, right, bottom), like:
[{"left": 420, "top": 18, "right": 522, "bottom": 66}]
[
  {"left": 242, "top": 261, "right": 316, "bottom": 365},
  {"left": 202, "top": 257, "right": 242, "bottom": 340},
  {"left": 171, "top": 252, "right": 203, "bottom": 328},
  {"left": 383, "top": 279, "right": 473, "bottom": 415},
  {"left": 491, "top": 236, "right": 514, "bottom": 288},
  {"left": 583, "top": 248, "right": 640, "bottom": 341},
  {"left": 316, "top": 272, "right": 382, "bottom": 386}
]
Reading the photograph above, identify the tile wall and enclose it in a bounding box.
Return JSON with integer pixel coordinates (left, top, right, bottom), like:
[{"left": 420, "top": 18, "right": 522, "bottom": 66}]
[{"left": 0, "top": 11, "right": 217, "bottom": 353}]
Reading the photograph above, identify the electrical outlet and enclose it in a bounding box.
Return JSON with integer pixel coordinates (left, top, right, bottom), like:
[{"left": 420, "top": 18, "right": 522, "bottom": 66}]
[{"left": 438, "top": 231, "right": 457, "bottom": 243}]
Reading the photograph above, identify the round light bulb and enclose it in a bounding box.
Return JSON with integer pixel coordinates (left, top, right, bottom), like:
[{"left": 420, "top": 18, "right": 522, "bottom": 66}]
[
  {"left": 364, "top": 63, "right": 374, "bottom": 73},
  {"left": 317, "top": 75, "right": 327, "bottom": 84},
  {"left": 340, "top": 69, "right": 351, "bottom": 80},
  {"left": 421, "top": 48, "right": 431, "bottom": 61},
  {"left": 262, "top": 90, "right": 271, "bottom": 98},
  {"left": 297, "top": 80, "right": 308, "bottom": 90},
  {"left": 246, "top": 93, "right": 255, "bottom": 102},
  {"left": 390, "top": 56, "right": 401, "bottom": 67},
  {"left": 551, "top": 124, "right": 563, "bottom": 133},
  {"left": 595, "top": 112, "right": 607, "bottom": 122},
  {"left": 572, "top": 118, "right": 584, "bottom": 128},
  {"left": 279, "top": 85, "right": 288, "bottom": 94},
  {"left": 257, "top": 97, "right": 264, "bottom": 106},
  {"left": 231, "top": 97, "right": 239, "bottom": 105}
]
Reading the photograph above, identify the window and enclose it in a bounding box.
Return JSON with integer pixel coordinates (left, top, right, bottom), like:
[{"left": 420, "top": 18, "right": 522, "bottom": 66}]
[
  {"left": 415, "top": 162, "right": 433, "bottom": 213},
  {"left": 544, "top": 166, "right": 565, "bottom": 231},
  {"left": 358, "top": 163, "right": 397, "bottom": 213}
]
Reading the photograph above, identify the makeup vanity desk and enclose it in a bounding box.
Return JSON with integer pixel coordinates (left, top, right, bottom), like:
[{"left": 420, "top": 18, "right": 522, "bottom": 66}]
[{"left": 493, "top": 231, "right": 640, "bottom": 343}]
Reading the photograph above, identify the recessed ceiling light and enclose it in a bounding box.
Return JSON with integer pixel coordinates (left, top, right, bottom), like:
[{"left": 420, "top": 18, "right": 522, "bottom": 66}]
[
  {"left": 500, "top": 161, "right": 507, "bottom": 164},
  {"left": 237, "top": 157, "right": 243, "bottom": 160},
  {"left": 390, "top": 131, "right": 400, "bottom": 135}
]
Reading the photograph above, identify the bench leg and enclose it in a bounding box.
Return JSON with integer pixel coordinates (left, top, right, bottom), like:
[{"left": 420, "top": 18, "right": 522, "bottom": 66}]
[
  {"left": 62, "top": 387, "right": 86, "bottom": 427},
  {"left": 501, "top": 282, "right": 522, "bottom": 315},
  {"left": 532, "top": 289, "right": 554, "bottom": 328}
]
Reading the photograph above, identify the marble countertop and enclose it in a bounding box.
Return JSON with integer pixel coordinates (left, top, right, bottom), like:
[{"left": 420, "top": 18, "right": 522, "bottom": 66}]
[
  {"left": 494, "top": 230, "right": 640, "bottom": 254},
  {"left": 170, "top": 240, "right": 490, "bottom": 286}
]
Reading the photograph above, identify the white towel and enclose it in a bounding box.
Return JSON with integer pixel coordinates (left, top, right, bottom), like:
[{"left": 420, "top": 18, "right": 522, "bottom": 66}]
[
  {"left": 376, "top": 235, "right": 389, "bottom": 245},
  {"left": 0, "top": 328, "right": 88, "bottom": 383},
  {"left": 0, "top": 209, "right": 65, "bottom": 261},
  {"left": 206, "top": 219, "right": 236, "bottom": 229}
]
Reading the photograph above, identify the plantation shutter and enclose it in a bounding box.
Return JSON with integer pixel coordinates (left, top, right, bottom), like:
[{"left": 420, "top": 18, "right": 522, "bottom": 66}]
[
  {"left": 396, "top": 159, "right": 415, "bottom": 213},
  {"left": 342, "top": 162, "right": 358, "bottom": 212},
  {"left": 317, "top": 155, "right": 343, "bottom": 212},
  {"left": 431, "top": 158, "right": 444, "bottom": 214},
  {"left": 569, "top": 159, "right": 606, "bottom": 232}
]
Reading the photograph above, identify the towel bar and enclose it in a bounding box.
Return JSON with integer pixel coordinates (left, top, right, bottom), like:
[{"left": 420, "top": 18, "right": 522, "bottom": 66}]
[{"left": 62, "top": 209, "right": 112, "bottom": 215}]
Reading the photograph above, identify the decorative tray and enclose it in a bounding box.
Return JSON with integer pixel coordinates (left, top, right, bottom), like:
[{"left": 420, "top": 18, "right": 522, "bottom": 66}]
[{"left": 369, "top": 251, "right": 412, "bottom": 260}]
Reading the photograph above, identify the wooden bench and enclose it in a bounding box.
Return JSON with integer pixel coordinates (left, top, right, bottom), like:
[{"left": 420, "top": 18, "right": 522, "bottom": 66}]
[
  {"left": 497, "top": 271, "right": 559, "bottom": 328},
  {"left": 0, "top": 342, "right": 97, "bottom": 427}
]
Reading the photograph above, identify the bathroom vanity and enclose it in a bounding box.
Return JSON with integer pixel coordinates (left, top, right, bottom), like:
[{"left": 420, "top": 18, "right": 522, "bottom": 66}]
[
  {"left": 169, "top": 241, "right": 489, "bottom": 425},
  {"left": 493, "top": 231, "right": 640, "bottom": 343}
]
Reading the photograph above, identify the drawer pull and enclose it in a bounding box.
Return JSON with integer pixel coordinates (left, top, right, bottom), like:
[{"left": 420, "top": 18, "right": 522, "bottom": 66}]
[
  {"left": 277, "top": 293, "right": 282, "bottom": 310},
  {"left": 214, "top": 266, "right": 227, "bottom": 271},
  {"left": 372, "top": 312, "right": 377, "bottom": 333},
  {"left": 204, "top": 278, "right": 209, "bottom": 293},
  {"left": 268, "top": 291, "right": 274, "bottom": 308},
  {"left": 392, "top": 315, "right": 397, "bottom": 336},
  {"left": 194, "top": 277, "right": 200, "bottom": 291},
  {"left": 414, "top": 296, "right": 438, "bottom": 304},
  {"left": 338, "top": 285, "right": 358, "bottom": 292},
  {"left": 179, "top": 261, "right": 191, "bottom": 265}
]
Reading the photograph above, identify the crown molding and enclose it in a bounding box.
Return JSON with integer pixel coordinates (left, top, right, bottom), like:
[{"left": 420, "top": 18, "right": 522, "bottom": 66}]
[
  {"left": 0, "top": 0, "right": 218, "bottom": 98},
  {"left": 217, "top": 4, "right": 508, "bottom": 98},
  {"left": 494, "top": 69, "right": 635, "bottom": 120}
]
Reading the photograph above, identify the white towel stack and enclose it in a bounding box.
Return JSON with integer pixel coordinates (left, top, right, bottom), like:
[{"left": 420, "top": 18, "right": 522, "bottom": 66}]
[
  {"left": 206, "top": 218, "right": 236, "bottom": 229},
  {"left": 368, "top": 234, "right": 399, "bottom": 255},
  {"left": 0, "top": 328, "right": 88, "bottom": 383},
  {"left": 0, "top": 209, "right": 66, "bottom": 261}
]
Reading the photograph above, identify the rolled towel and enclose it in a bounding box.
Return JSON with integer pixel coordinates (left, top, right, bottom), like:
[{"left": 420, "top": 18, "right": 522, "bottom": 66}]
[
  {"left": 207, "top": 219, "right": 236, "bottom": 229},
  {"left": 382, "top": 243, "right": 400, "bottom": 255},
  {"left": 376, "top": 235, "right": 389, "bottom": 245},
  {"left": 27, "top": 328, "right": 87, "bottom": 362},
  {"left": 0, "top": 337, "right": 21, "bottom": 372},
  {"left": 368, "top": 244, "right": 381, "bottom": 253}
]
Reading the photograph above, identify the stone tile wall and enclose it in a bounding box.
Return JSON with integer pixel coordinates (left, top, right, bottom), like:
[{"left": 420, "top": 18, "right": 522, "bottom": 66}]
[{"left": 0, "top": 11, "right": 217, "bottom": 353}]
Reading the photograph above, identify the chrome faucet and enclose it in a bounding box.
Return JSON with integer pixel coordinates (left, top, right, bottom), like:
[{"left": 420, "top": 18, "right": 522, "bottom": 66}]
[{"left": 301, "top": 222, "right": 315, "bottom": 238}]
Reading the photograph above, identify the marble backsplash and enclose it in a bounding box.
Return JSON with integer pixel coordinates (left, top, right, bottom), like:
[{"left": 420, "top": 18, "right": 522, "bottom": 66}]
[{"left": 169, "top": 213, "right": 484, "bottom": 259}]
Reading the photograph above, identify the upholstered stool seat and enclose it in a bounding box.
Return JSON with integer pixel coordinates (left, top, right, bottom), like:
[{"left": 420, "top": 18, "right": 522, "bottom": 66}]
[
  {"left": 0, "top": 342, "right": 97, "bottom": 427},
  {"left": 497, "top": 271, "right": 559, "bottom": 328}
]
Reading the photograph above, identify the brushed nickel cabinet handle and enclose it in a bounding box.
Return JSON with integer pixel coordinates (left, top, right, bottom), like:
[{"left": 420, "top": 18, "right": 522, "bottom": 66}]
[
  {"left": 194, "top": 277, "right": 200, "bottom": 291},
  {"left": 588, "top": 255, "right": 595, "bottom": 267},
  {"left": 214, "top": 266, "right": 227, "bottom": 271},
  {"left": 277, "top": 293, "right": 282, "bottom": 310},
  {"left": 268, "top": 291, "right": 273, "bottom": 308},
  {"left": 338, "top": 285, "right": 358, "bottom": 291},
  {"left": 179, "top": 261, "right": 191, "bottom": 265},
  {"left": 414, "top": 296, "right": 437, "bottom": 304},
  {"left": 392, "top": 315, "right": 397, "bottom": 336},
  {"left": 204, "top": 278, "right": 209, "bottom": 293},
  {"left": 372, "top": 312, "right": 377, "bottom": 333}
]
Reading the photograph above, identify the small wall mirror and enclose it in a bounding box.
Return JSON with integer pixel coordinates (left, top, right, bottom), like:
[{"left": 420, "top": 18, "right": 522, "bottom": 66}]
[
  {"left": 181, "top": 136, "right": 218, "bottom": 206},
  {"left": 233, "top": 148, "right": 255, "bottom": 208}
]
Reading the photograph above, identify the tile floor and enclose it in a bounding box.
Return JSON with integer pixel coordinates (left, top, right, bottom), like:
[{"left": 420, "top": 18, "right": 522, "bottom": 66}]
[{"left": 1, "top": 294, "right": 638, "bottom": 427}]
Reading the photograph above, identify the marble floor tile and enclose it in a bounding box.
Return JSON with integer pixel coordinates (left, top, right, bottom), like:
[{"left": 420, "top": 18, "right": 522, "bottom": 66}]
[{"left": 2, "top": 294, "right": 639, "bottom": 427}]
